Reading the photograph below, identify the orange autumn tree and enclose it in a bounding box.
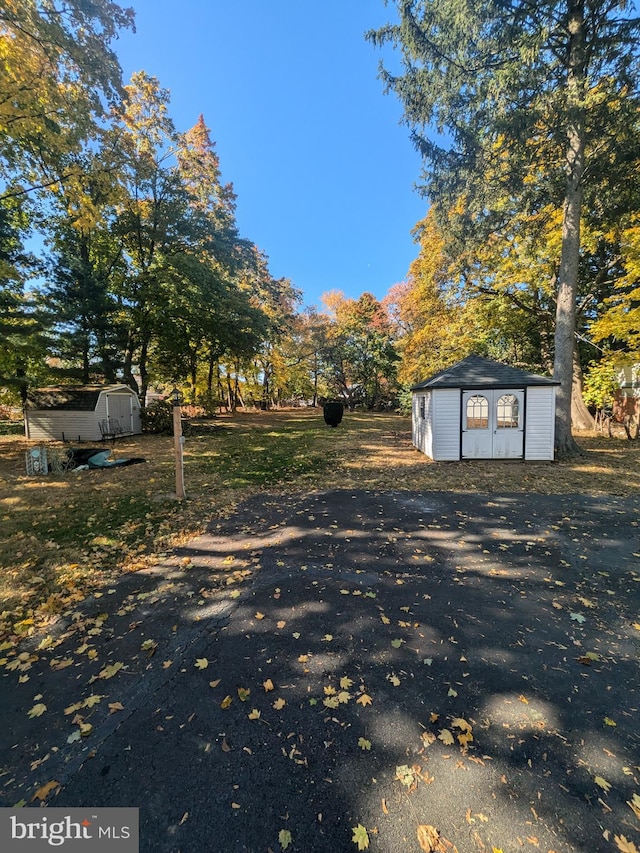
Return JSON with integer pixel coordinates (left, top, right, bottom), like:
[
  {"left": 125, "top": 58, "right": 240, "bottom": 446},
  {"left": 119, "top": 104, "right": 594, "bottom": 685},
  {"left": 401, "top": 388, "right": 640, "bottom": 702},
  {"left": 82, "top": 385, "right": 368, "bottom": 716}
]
[
  {"left": 385, "top": 210, "right": 478, "bottom": 388},
  {"left": 321, "top": 290, "right": 399, "bottom": 409}
]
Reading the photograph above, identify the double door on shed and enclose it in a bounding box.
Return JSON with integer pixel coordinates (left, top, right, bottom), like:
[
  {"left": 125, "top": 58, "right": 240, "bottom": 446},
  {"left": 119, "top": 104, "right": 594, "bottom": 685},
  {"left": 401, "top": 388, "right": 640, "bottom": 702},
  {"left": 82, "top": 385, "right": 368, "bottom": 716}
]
[
  {"left": 462, "top": 389, "right": 524, "bottom": 459},
  {"left": 105, "top": 392, "right": 134, "bottom": 433}
]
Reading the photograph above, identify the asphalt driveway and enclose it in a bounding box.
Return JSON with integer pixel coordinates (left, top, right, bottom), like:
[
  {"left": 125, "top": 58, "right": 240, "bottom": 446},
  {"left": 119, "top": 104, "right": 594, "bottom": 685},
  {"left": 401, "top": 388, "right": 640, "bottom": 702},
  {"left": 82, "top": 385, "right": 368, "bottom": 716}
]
[{"left": 1, "top": 489, "right": 639, "bottom": 853}]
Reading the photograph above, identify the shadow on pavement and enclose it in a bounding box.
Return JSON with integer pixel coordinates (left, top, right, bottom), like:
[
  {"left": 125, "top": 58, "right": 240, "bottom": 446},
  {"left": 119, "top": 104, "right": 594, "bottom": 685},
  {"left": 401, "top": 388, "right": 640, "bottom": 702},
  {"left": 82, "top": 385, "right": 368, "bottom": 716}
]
[{"left": 1, "top": 490, "right": 638, "bottom": 853}]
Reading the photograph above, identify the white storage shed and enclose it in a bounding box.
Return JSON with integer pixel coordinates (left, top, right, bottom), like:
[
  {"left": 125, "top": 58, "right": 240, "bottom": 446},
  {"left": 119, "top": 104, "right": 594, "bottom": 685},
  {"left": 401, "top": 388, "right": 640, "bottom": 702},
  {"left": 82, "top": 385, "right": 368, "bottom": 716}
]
[
  {"left": 411, "top": 355, "right": 559, "bottom": 461},
  {"left": 25, "top": 385, "right": 142, "bottom": 442}
]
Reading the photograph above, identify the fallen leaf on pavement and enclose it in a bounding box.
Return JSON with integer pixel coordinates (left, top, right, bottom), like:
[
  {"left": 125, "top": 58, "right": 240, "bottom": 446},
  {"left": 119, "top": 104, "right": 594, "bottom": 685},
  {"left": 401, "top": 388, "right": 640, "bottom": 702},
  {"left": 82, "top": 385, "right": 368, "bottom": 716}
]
[
  {"left": 31, "top": 780, "right": 60, "bottom": 802},
  {"left": 416, "top": 824, "right": 440, "bottom": 852},
  {"left": 627, "top": 793, "right": 640, "bottom": 820},
  {"left": 352, "top": 824, "right": 370, "bottom": 850},
  {"left": 395, "top": 765, "right": 416, "bottom": 788},
  {"left": 279, "top": 829, "right": 292, "bottom": 850},
  {"left": 615, "top": 838, "right": 639, "bottom": 853},
  {"left": 98, "top": 662, "right": 123, "bottom": 679}
]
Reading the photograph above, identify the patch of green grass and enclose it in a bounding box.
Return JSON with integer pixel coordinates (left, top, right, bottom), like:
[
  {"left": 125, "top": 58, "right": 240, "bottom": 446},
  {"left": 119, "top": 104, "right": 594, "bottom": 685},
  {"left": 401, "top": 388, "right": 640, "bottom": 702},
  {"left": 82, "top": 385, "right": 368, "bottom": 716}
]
[{"left": 0, "top": 419, "right": 23, "bottom": 436}]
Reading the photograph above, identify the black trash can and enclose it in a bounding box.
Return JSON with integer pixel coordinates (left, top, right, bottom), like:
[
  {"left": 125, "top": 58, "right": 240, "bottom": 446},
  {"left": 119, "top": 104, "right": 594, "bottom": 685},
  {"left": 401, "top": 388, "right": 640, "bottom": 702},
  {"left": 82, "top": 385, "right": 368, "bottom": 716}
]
[{"left": 323, "top": 401, "right": 344, "bottom": 428}]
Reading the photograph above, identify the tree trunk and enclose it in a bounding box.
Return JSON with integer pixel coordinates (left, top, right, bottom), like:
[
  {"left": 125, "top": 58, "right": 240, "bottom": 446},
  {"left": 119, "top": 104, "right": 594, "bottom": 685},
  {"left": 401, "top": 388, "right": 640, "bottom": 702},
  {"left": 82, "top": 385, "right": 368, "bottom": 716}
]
[
  {"left": 571, "top": 348, "right": 595, "bottom": 430},
  {"left": 233, "top": 364, "right": 241, "bottom": 410},
  {"left": 538, "top": 288, "right": 555, "bottom": 374},
  {"left": 553, "top": 0, "right": 586, "bottom": 458},
  {"left": 312, "top": 368, "right": 318, "bottom": 407},
  {"left": 81, "top": 335, "right": 90, "bottom": 384},
  {"left": 97, "top": 330, "right": 117, "bottom": 383},
  {"left": 226, "top": 373, "right": 234, "bottom": 412},
  {"left": 207, "top": 355, "right": 215, "bottom": 394},
  {"left": 216, "top": 365, "right": 227, "bottom": 412},
  {"left": 139, "top": 336, "right": 149, "bottom": 405},
  {"left": 123, "top": 330, "right": 139, "bottom": 394},
  {"left": 189, "top": 350, "right": 198, "bottom": 405}
]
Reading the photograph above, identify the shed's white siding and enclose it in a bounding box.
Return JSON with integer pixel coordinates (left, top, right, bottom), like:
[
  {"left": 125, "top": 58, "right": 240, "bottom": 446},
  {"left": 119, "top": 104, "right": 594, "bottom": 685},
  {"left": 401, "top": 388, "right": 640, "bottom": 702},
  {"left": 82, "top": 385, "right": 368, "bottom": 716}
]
[
  {"left": 26, "top": 411, "right": 102, "bottom": 442},
  {"left": 412, "top": 391, "right": 433, "bottom": 458},
  {"left": 524, "top": 386, "right": 556, "bottom": 460},
  {"left": 432, "top": 389, "right": 461, "bottom": 460}
]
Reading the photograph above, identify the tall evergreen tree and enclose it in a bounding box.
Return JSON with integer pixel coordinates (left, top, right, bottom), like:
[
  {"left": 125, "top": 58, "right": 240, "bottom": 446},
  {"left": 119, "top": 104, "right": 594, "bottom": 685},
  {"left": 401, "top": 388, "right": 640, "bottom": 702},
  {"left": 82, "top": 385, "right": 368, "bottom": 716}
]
[{"left": 369, "top": 0, "right": 640, "bottom": 455}]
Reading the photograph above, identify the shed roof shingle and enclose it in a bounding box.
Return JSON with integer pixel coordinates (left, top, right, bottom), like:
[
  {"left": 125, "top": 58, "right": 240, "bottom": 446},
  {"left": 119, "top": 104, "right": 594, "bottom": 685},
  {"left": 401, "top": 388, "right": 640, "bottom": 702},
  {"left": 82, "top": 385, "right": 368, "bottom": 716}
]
[
  {"left": 411, "top": 355, "right": 559, "bottom": 391},
  {"left": 26, "top": 385, "right": 134, "bottom": 411}
]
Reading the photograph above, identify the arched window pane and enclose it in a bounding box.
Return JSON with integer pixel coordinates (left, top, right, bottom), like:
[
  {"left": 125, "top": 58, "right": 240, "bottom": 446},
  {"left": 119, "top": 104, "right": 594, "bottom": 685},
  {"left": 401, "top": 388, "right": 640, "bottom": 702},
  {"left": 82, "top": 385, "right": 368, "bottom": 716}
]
[
  {"left": 496, "top": 394, "right": 519, "bottom": 429},
  {"left": 466, "top": 395, "right": 488, "bottom": 429}
]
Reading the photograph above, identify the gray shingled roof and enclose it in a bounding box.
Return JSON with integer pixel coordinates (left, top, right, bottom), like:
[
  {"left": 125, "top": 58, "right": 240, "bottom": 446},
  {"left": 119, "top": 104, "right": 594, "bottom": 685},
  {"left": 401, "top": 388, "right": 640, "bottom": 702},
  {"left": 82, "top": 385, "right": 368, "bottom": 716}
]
[
  {"left": 411, "top": 355, "right": 559, "bottom": 391},
  {"left": 26, "top": 385, "right": 133, "bottom": 411}
]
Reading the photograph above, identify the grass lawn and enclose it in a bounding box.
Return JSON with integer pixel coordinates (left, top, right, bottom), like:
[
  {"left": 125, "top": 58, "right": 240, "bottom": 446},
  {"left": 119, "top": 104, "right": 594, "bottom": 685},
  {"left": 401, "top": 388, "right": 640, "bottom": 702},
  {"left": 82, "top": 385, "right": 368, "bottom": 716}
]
[{"left": 1, "top": 408, "right": 638, "bottom": 638}]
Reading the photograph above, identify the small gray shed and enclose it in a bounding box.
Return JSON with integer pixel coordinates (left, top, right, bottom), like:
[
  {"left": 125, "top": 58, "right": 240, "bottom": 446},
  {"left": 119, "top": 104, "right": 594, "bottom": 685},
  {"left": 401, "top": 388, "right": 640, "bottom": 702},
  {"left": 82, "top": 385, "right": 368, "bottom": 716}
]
[
  {"left": 411, "top": 355, "right": 559, "bottom": 461},
  {"left": 25, "top": 385, "right": 142, "bottom": 442}
]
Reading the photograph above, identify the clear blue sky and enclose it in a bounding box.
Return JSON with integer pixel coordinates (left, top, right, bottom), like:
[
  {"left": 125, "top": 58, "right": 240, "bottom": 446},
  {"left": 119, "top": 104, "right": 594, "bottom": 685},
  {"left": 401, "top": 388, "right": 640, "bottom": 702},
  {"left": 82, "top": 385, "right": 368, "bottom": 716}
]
[{"left": 113, "top": 0, "right": 427, "bottom": 309}]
